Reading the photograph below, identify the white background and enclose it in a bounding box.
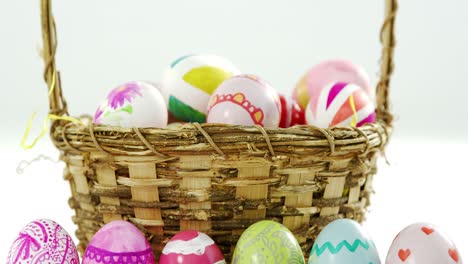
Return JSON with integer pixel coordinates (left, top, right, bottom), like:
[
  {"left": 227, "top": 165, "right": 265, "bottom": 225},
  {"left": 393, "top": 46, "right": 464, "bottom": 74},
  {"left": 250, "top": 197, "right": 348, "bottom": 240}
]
[{"left": 1, "top": 0, "right": 467, "bottom": 262}]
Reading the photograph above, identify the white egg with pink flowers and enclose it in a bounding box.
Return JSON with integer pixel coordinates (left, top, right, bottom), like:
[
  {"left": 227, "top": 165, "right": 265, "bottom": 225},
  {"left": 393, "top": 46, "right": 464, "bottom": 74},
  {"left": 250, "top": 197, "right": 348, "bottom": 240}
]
[
  {"left": 207, "top": 74, "right": 281, "bottom": 127},
  {"left": 93, "top": 81, "right": 168, "bottom": 128}
]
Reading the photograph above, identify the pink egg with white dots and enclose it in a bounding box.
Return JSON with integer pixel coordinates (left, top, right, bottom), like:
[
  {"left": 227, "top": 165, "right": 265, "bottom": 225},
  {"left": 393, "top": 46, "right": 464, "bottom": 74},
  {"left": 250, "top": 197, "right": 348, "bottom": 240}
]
[
  {"left": 82, "top": 220, "right": 155, "bottom": 264},
  {"left": 159, "top": 230, "right": 225, "bottom": 264},
  {"left": 207, "top": 74, "right": 281, "bottom": 127}
]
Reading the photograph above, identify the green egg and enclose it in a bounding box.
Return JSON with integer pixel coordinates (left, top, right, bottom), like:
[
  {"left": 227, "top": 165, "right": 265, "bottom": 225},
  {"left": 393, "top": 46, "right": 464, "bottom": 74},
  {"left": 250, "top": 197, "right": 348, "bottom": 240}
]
[{"left": 232, "top": 220, "right": 305, "bottom": 264}]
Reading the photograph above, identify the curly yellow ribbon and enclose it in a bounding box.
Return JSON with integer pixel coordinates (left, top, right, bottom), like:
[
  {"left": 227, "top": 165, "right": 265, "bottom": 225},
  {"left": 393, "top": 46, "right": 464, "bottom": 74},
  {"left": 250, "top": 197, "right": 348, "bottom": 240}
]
[{"left": 20, "top": 71, "right": 83, "bottom": 150}]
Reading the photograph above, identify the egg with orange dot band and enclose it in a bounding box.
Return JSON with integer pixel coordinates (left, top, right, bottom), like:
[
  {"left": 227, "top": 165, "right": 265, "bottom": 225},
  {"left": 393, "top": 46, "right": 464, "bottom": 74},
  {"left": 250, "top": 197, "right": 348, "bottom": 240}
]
[
  {"left": 207, "top": 74, "right": 281, "bottom": 127},
  {"left": 305, "top": 82, "right": 375, "bottom": 128},
  {"left": 161, "top": 54, "right": 241, "bottom": 123}
]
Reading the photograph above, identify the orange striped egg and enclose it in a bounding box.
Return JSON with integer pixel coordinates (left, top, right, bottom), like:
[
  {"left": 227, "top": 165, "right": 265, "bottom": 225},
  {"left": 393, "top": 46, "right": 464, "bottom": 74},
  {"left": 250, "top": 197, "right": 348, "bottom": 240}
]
[{"left": 305, "top": 82, "right": 375, "bottom": 128}]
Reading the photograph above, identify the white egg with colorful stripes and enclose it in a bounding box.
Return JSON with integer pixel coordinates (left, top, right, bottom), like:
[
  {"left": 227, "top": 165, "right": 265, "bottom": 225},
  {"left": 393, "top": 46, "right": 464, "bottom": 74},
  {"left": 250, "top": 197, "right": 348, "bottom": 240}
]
[
  {"left": 305, "top": 82, "right": 376, "bottom": 128},
  {"left": 161, "top": 54, "right": 241, "bottom": 123}
]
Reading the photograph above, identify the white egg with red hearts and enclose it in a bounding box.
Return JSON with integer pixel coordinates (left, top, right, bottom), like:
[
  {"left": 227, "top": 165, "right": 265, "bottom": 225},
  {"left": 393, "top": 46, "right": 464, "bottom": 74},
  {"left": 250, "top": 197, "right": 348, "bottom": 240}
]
[
  {"left": 207, "top": 74, "right": 281, "bottom": 127},
  {"left": 386, "top": 223, "right": 462, "bottom": 264}
]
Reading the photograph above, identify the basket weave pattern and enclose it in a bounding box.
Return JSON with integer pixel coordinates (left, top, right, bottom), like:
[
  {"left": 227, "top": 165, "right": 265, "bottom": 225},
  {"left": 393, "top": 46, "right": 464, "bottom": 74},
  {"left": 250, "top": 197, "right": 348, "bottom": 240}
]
[{"left": 40, "top": 0, "right": 397, "bottom": 261}]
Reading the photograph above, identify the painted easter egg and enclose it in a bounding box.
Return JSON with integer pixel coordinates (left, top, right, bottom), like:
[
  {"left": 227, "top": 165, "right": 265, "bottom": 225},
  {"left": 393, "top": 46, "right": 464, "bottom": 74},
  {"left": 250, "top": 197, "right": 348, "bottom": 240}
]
[
  {"left": 141, "top": 81, "right": 183, "bottom": 123},
  {"left": 293, "top": 59, "right": 372, "bottom": 109},
  {"left": 279, "top": 94, "right": 306, "bottom": 128},
  {"left": 159, "top": 230, "right": 225, "bottom": 264},
  {"left": 161, "top": 54, "right": 241, "bottom": 123},
  {"left": 142, "top": 81, "right": 162, "bottom": 91},
  {"left": 305, "top": 82, "right": 375, "bottom": 128},
  {"left": 207, "top": 74, "right": 281, "bottom": 127},
  {"left": 232, "top": 220, "right": 305, "bottom": 264},
  {"left": 94, "top": 81, "right": 168, "bottom": 128},
  {"left": 82, "top": 220, "right": 155, "bottom": 264},
  {"left": 386, "top": 223, "right": 463, "bottom": 264},
  {"left": 6, "top": 219, "right": 79, "bottom": 264},
  {"left": 309, "top": 219, "right": 380, "bottom": 264}
]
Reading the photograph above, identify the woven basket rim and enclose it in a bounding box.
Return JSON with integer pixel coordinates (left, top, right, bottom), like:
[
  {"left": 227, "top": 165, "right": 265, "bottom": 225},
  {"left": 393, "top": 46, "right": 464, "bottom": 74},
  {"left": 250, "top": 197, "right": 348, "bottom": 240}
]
[{"left": 51, "top": 118, "right": 391, "bottom": 157}]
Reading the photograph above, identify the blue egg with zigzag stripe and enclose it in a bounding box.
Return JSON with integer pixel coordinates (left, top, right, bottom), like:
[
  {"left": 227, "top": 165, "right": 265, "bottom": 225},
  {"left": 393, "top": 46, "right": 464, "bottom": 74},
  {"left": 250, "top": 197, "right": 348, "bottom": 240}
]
[{"left": 309, "top": 219, "right": 380, "bottom": 264}]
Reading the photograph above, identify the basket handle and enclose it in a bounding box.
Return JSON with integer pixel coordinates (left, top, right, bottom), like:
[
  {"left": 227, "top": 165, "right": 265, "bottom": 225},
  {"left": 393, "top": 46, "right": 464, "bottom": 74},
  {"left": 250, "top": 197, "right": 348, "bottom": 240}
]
[
  {"left": 377, "top": 0, "right": 397, "bottom": 125},
  {"left": 40, "top": 0, "right": 397, "bottom": 125},
  {"left": 41, "top": 0, "right": 65, "bottom": 116}
]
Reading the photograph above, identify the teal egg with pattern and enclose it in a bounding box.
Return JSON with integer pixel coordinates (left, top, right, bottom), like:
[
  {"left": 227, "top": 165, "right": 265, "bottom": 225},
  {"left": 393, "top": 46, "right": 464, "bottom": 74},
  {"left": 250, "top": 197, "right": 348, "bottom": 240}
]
[
  {"left": 161, "top": 54, "right": 241, "bottom": 123},
  {"left": 309, "top": 219, "right": 380, "bottom": 264},
  {"left": 232, "top": 220, "right": 305, "bottom": 264}
]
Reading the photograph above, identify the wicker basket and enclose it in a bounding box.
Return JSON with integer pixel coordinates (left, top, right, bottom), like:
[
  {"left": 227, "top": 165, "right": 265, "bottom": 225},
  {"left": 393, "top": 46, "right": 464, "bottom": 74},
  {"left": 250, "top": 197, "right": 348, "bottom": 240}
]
[{"left": 39, "top": 0, "right": 397, "bottom": 261}]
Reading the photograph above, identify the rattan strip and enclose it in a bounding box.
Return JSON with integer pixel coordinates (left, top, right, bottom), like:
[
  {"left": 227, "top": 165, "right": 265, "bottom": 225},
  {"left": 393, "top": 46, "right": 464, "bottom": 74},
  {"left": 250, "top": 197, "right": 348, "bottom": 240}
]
[
  {"left": 50, "top": 122, "right": 389, "bottom": 156},
  {"left": 192, "top": 122, "right": 225, "bottom": 156},
  {"left": 132, "top": 127, "right": 168, "bottom": 157}
]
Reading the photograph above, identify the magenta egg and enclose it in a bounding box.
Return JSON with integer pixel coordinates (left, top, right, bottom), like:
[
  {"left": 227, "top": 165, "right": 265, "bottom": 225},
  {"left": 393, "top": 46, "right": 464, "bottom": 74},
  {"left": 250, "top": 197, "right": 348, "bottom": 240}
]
[
  {"left": 207, "top": 74, "right": 281, "bottom": 127},
  {"left": 82, "top": 220, "right": 155, "bottom": 264},
  {"left": 6, "top": 219, "right": 79, "bottom": 264},
  {"left": 159, "top": 230, "right": 225, "bottom": 264}
]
